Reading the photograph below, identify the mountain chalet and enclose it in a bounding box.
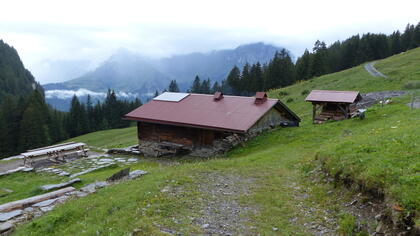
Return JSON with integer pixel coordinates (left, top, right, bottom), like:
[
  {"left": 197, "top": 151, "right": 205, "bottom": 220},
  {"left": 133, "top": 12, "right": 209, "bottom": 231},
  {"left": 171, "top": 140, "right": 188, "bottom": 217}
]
[{"left": 124, "top": 92, "right": 300, "bottom": 157}]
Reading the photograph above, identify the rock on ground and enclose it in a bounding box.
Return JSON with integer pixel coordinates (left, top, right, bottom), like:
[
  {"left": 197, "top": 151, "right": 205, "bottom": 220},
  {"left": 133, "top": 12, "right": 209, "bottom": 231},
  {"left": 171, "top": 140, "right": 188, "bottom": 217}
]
[
  {"left": 0, "top": 210, "right": 23, "bottom": 222},
  {"left": 107, "top": 168, "right": 130, "bottom": 182},
  {"left": 40, "top": 178, "right": 81, "bottom": 191},
  {"left": 32, "top": 199, "right": 58, "bottom": 207},
  {"left": 129, "top": 170, "right": 148, "bottom": 179},
  {"left": 0, "top": 222, "right": 13, "bottom": 233}
]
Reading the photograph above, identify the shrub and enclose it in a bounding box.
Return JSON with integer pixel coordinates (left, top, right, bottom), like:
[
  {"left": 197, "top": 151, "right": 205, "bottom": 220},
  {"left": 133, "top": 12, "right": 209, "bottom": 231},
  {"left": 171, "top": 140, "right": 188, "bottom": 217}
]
[
  {"left": 286, "top": 98, "right": 294, "bottom": 103},
  {"left": 301, "top": 90, "right": 309, "bottom": 96},
  {"left": 278, "top": 91, "right": 289, "bottom": 96},
  {"left": 338, "top": 214, "right": 356, "bottom": 235}
]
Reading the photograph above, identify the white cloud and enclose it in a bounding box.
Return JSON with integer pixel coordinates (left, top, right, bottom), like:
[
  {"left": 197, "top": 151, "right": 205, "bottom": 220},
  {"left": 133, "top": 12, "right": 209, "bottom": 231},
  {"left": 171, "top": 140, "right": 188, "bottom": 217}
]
[
  {"left": 45, "top": 89, "right": 107, "bottom": 99},
  {"left": 0, "top": 0, "right": 419, "bottom": 83},
  {"left": 45, "top": 89, "right": 138, "bottom": 99}
]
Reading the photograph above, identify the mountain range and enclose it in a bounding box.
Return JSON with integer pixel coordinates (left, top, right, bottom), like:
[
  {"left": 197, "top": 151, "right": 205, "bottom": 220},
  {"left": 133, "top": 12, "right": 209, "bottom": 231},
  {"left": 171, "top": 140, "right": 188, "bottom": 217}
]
[{"left": 43, "top": 42, "right": 283, "bottom": 110}]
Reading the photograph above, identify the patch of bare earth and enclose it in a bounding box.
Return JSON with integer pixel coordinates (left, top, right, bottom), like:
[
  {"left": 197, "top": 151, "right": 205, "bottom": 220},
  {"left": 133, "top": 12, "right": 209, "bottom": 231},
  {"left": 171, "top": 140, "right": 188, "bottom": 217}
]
[{"left": 193, "top": 172, "right": 257, "bottom": 235}]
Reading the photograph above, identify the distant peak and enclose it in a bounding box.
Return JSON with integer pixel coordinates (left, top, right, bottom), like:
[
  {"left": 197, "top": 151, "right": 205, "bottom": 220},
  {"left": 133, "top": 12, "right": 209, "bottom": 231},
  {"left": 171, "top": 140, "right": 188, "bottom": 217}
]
[{"left": 235, "top": 42, "right": 280, "bottom": 50}]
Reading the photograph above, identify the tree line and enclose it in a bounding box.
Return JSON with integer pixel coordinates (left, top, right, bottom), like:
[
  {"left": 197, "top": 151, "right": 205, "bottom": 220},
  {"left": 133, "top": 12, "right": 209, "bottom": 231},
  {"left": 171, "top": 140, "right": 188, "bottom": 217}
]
[
  {"left": 0, "top": 90, "right": 141, "bottom": 158},
  {"left": 295, "top": 23, "right": 420, "bottom": 81},
  {"left": 161, "top": 48, "right": 295, "bottom": 96},
  {"left": 161, "top": 22, "right": 420, "bottom": 96}
]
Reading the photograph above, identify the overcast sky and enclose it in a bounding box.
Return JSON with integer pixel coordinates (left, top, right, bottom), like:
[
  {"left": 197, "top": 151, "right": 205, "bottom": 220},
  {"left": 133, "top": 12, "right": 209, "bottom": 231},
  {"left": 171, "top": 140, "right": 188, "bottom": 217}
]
[{"left": 1, "top": 0, "right": 419, "bottom": 83}]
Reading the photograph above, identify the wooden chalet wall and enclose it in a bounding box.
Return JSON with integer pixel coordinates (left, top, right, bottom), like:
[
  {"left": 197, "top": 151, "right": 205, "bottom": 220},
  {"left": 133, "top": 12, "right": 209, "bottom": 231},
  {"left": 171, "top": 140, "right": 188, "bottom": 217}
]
[
  {"left": 137, "top": 122, "right": 222, "bottom": 148},
  {"left": 249, "top": 107, "right": 291, "bottom": 132}
]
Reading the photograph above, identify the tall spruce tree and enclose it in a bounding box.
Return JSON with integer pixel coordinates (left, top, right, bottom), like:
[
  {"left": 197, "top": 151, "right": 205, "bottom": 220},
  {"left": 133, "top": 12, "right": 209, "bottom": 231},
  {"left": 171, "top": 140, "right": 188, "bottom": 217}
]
[
  {"left": 190, "top": 75, "right": 202, "bottom": 93},
  {"left": 311, "top": 40, "right": 329, "bottom": 77},
  {"left": 168, "top": 80, "right": 180, "bottom": 92},
  {"left": 226, "top": 66, "right": 241, "bottom": 95},
  {"left": 201, "top": 79, "right": 211, "bottom": 94},
  {"left": 18, "top": 90, "right": 50, "bottom": 151},
  {"left": 296, "top": 49, "right": 312, "bottom": 80}
]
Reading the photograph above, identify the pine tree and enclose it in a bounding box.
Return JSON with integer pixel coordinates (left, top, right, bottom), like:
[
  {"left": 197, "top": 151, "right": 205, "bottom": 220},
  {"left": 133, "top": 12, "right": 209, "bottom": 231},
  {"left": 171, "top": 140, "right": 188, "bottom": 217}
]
[
  {"left": 311, "top": 40, "right": 329, "bottom": 77},
  {"left": 0, "top": 96, "right": 20, "bottom": 155},
  {"left": 241, "top": 63, "right": 251, "bottom": 95},
  {"left": 226, "top": 66, "right": 241, "bottom": 95},
  {"left": 252, "top": 62, "right": 264, "bottom": 92},
  {"left": 190, "top": 75, "right": 202, "bottom": 93},
  {"left": 201, "top": 79, "right": 211, "bottom": 94},
  {"left": 296, "top": 49, "right": 312, "bottom": 80},
  {"left": 413, "top": 22, "right": 420, "bottom": 48},
  {"left": 168, "top": 80, "right": 180, "bottom": 92},
  {"left": 67, "top": 95, "right": 82, "bottom": 137},
  {"left": 18, "top": 91, "right": 50, "bottom": 151}
]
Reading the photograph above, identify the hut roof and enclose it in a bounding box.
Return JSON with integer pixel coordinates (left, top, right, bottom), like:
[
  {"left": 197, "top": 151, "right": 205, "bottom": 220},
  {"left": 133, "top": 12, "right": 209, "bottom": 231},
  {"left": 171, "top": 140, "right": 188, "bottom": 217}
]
[
  {"left": 305, "top": 90, "right": 361, "bottom": 103},
  {"left": 124, "top": 92, "right": 300, "bottom": 133}
]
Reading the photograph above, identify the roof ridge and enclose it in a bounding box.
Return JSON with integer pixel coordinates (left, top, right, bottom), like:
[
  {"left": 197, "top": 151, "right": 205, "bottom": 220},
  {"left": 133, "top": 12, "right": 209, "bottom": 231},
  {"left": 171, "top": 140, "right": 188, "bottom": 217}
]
[
  {"left": 189, "top": 93, "right": 278, "bottom": 100},
  {"left": 311, "top": 90, "right": 360, "bottom": 93}
]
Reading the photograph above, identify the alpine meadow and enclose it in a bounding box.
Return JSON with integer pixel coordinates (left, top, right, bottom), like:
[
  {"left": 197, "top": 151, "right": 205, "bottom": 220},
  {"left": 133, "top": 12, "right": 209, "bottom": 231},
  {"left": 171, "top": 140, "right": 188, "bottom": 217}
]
[{"left": 0, "top": 2, "right": 420, "bottom": 235}]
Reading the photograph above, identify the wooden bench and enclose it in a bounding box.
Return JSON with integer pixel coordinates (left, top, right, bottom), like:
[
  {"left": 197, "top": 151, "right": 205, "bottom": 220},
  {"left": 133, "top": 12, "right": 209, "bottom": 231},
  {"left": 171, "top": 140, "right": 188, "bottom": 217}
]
[{"left": 21, "top": 142, "right": 89, "bottom": 167}]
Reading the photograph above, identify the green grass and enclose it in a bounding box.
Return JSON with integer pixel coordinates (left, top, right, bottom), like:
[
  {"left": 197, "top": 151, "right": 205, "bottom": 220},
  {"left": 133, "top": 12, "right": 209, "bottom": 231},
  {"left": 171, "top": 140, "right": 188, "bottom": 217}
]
[
  {"left": 9, "top": 47, "right": 420, "bottom": 235},
  {"left": 267, "top": 47, "right": 420, "bottom": 117},
  {"left": 65, "top": 126, "right": 137, "bottom": 149}
]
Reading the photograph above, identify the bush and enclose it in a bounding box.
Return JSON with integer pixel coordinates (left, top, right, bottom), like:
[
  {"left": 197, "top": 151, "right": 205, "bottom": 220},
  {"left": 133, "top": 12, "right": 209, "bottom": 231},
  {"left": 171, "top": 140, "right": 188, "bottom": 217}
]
[
  {"left": 286, "top": 98, "right": 294, "bottom": 103},
  {"left": 278, "top": 91, "right": 289, "bottom": 96},
  {"left": 301, "top": 90, "right": 309, "bottom": 96}
]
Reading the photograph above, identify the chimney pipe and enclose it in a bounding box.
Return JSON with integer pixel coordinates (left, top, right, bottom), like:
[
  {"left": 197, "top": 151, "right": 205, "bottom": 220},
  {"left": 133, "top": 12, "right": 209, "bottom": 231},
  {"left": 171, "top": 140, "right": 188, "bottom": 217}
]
[
  {"left": 213, "top": 91, "right": 224, "bottom": 101},
  {"left": 254, "top": 92, "right": 267, "bottom": 104}
]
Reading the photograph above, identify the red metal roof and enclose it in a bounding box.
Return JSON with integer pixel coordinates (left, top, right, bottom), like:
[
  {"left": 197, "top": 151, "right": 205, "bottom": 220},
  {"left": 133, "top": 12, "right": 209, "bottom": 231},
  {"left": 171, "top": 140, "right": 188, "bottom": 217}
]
[
  {"left": 305, "top": 90, "right": 361, "bottom": 103},
  {"left": 124, "top": 92, "right": 299, "bottom": 133}
]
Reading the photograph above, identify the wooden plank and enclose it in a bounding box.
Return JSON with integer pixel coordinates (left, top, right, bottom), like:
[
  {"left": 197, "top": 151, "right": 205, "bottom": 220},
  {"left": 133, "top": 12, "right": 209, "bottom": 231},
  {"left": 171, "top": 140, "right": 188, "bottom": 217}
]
[
  {"left": 0, "top": 187, "right": 75, "bottom": 212},
  {"left": 26, "top": 142, "right": 76, "bottom": 152}
]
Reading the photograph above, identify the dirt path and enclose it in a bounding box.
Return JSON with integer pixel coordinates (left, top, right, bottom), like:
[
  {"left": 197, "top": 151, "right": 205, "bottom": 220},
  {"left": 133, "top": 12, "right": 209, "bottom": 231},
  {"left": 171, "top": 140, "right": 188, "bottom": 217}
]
[
  {"left": 193, "top": 172, "right": 257, "bottom": 235},
  {"left": 364, "top": 62, "right": 388, "bottom": 78}
]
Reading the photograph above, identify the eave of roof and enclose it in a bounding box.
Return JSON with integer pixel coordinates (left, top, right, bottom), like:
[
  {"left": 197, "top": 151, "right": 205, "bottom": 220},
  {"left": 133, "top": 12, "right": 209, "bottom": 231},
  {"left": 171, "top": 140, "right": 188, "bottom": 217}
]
[
  {"left": 305, "top": 90, "right": 361, "bottom": 103},
  {"left": 123, "top": 115, "right": 248, "bottom": 133},
  {"left": 124, "top": 93, "right": 300, "bottom": 133}
]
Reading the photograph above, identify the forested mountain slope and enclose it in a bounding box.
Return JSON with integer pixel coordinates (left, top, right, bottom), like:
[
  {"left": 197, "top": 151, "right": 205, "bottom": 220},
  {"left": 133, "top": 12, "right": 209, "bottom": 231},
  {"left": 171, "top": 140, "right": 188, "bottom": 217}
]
[{"left": 0, "top": 40, "right": 43, "bottom": 100}]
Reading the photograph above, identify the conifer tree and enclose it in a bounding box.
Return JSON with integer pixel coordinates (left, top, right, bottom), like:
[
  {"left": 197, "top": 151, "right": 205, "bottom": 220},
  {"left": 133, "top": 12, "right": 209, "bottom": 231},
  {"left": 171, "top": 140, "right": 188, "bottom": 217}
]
[
  {"left": 201, "top": 79, "right": 211, "bottom": 94},
  {"left": 168, "top": 80, "right": 180, "bottom": 92},
  {"left": 226, "top": 66, "right": 241, "bottom": 95},
  {"left": 311, "top": 40, "right": 329, "bottom": 77},
  {"left": 241, "top": 63, "right": 251, "bottom": 95},
  {"left": 190, "top": 75, "right": 202, "bottom": 93},
  {"left": 296, "top": 49, "right": 312, "bottom": 81},
  {"left": 18, "top": 91, "right": 50, "bottom": 151}
]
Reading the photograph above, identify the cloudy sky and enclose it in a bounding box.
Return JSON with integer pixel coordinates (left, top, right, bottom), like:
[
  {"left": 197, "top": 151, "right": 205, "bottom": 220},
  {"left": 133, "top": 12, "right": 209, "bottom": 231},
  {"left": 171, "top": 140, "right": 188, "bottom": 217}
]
[{"left": 1, "top": 0, "right": 419, "bottom": 84}]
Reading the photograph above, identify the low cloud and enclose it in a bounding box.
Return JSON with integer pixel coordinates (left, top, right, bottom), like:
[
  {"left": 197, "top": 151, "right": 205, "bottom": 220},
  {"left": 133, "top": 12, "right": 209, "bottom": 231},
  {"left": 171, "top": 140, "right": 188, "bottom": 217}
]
[{"left": 45, "top": 88, "right": 138, "bottom": 99}]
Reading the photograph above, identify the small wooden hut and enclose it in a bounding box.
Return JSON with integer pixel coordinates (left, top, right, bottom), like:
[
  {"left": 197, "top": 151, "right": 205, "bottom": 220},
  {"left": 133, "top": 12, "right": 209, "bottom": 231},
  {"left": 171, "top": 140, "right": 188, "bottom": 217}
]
[{"left": 305, "top": 90, "right": 362, "bottom": 124}]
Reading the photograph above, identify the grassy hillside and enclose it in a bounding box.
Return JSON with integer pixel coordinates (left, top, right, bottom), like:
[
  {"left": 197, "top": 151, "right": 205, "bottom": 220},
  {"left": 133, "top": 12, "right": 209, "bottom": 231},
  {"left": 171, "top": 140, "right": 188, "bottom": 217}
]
[
  {"left": 9, "top": 47, "right": 420, "bottom": 235},
  {"left": 65, "top": 126, "right": 138, "bottom": 150}
]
